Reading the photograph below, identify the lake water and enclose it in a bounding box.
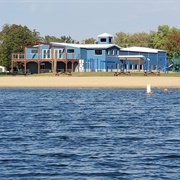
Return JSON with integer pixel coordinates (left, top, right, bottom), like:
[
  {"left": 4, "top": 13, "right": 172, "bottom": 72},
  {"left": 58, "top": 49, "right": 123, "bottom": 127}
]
[{"left": 0, "top": 88, "right": 180, "bottom": 179}]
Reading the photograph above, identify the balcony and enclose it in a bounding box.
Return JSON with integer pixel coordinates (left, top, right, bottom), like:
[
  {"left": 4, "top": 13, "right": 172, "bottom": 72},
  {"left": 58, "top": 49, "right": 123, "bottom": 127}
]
[
  {"left": 12, "top": 53, "right": 80, "bottom": 60},
  {"left": 12, "top": 54, "right": 25, "bottom": 59}
]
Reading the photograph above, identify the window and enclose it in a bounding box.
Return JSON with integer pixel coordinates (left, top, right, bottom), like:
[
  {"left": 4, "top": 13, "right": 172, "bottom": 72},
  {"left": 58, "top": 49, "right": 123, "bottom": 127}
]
[
  {"left": 109, "top": 37, "right": 112, "bottom": 43},
  {"left": 115, "top": 50, "right": 119, "bottom": 55},
  {"left": 40, "top": 63, "right": 45, "bottom": 69},
  {"left": 95, "top": 49, "right": 102, "bottom": 56},
  {"left": 54, "top": 49, "right": 62, "bottom": 59},
  {"left": 106, "top": 50, "right": 111, "bottom": 55},
  {"left": 100, "top": 38, "right": 106, "bottom": 42},
  {"left": 130, "top": 64, "right": 133, "bottom": 70},
  {"left": 31, "top": 49, "right": 38, "bottom": 53},
  {"left": 67, "top": 49, "right": 74, "bottom": 53},
  {"left": 43, "top": 49, "right": 50, "bottom": 59}
]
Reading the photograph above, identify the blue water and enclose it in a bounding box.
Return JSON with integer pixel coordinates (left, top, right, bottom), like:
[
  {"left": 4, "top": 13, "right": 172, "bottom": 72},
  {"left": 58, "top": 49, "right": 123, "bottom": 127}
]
[{"left": 0, "top": 88, "right": 180, "bottom": 179}]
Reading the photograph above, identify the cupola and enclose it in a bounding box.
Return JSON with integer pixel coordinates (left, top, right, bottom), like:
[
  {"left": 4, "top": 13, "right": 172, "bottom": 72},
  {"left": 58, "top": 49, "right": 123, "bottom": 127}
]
[{"left": 97, "top": 33, "right": 113, "bottom": 44}]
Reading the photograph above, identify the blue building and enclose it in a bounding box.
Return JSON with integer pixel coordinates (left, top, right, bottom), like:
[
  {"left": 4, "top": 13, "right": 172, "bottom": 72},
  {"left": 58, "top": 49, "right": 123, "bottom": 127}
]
[{"left": 11, "top": 33, "right": 167, "bottom": 74}]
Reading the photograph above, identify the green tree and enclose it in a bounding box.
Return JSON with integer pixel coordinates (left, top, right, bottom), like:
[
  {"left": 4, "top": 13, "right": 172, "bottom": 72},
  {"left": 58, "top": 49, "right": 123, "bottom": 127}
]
[
  {"left": 128, "top": 32, "right": 149, "bottom": 47},
  {"left": 114, "top": 32, "right": 130, "bottom": 47},
  {"left": 59, "top": 36, "right": 79, "bottom": 44},
  {"left": 150, "top": 25, "right": 171, "bottom": 50},
  {"left": 0, "top": 24, "right": 40, "bottom": 70},
  {"left": 82, "top": 38, "right": 96, "bottom": 44},
  {"left": 114, "top": 32, "right": 150, "bottom": 48},
  {"left": 165, "top": 34, "right": 180, "bottom": 58},
  {"left": 44, "top": 35, "right": 61, "bottom": 43}
]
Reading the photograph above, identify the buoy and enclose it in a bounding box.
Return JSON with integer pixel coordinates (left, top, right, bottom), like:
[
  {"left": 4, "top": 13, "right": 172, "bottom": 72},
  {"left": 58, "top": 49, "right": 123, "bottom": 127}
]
[
  {"left": 164, "top": 88, "right": 168, "bottom": 92},
  {"left": 146, "top": 84, "right": 152, "bottom": 94}
]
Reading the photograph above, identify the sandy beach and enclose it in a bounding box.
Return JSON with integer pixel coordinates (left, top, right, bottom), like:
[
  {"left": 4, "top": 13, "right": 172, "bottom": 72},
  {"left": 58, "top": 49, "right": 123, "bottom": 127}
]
[{"left": 0, "top": 76, "right": 179, "bottom": 88}]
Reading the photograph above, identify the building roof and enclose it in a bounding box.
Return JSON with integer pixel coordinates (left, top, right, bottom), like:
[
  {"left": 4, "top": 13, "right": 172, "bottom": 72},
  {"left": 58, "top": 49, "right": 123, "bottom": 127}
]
[
  {"left": 97, "top": 33, "right": 113, "bottom": 38},
  {"left": 121, "top": 46, "right": 166, "bottom": 53},
  {"left": 51, "top": 42, "right": 121, "bottom": 49}
]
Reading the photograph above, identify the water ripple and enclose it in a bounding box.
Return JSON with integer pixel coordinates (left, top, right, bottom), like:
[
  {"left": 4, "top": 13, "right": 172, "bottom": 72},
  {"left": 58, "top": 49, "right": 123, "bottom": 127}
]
[{"left": 0, "top": 88, "right": 180, "bottom": 179}]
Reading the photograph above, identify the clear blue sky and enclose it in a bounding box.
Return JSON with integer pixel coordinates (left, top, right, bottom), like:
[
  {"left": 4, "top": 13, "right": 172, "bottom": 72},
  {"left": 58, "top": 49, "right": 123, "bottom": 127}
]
[{"left": 0, "top": 0, "right": 180, "bottom": 42}]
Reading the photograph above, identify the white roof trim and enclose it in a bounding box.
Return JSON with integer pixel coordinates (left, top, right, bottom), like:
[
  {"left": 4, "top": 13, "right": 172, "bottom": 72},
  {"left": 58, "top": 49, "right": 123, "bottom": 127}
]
[
  {"left": 97, "top": 33, "right": 113, "bottom": 38},
  {"left": 121, "top": 46, "right": 166, "bottom": 53},
  {"left": 51, "top": 42, "right": 121, "bottom": 49},
  {"left": 118, "top": 55, "right": 145, "bottom": 61}
]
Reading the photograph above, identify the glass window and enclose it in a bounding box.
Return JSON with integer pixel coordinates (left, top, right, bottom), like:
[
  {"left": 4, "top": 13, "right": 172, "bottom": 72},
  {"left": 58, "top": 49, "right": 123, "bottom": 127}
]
[
  {"left": 43, "top": 50, "right": 46, "bottom": 59},
  {"left": 100, "top": 38, "right": 106, "bottom": 42},
  {"left": 43, "top": 49, "right": 50, "bottom": 59},
  {"left": 106, "top": 50, "right": 111, "bottom": 55},
  {"left": 95, "top": 49, "right": 102, "bottom": 55},
  {"left": 115, "top": 50, "right": 119, "bottom": 55},
  {"left": 130, "top": 64, "right": 133, "bottom": 70},
  {"left": 58, "top": 50, "right": 62, "bottom": 58},
  {"left": 55, "top": 49, "right": 62, "bottom": 59},
  {"left": 47, "top": 50, "right": 50, "bottom": 58},
  {"left": 109, "top": 37, "right": 112, "bottom": 43},
  {"left": 40, "top": 63, "right": 45, "bottom": 69},
  {"left": 67, "top": 49, "right": 74, "bottom": 53},
  {"left": 31, "top": 49, "right": 38, "bottom": 53}
]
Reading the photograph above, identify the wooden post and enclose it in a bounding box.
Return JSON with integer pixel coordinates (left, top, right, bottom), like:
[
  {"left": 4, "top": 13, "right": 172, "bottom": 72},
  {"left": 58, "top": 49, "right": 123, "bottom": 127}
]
[
  {"left": 38, "top": 61, "right": 40, "bottom": 74},
  {"left": 54, "top": 50, "right": 57, "bottom": 73},
  {"left": 51, "top": 61, "right": 54, "bottom": 72},
  {"left": 11, "top": 61, "right": 14, "bottom": 73},
  {"left": 38, "top": 44, "right": 40, "bottom": 59},
  {"left": 24, "top": 61, "right": 27, "bottom": 72},
  {"left": 65, "top": 61, "right": 68, "bottom": 72},
  {"left": 72, "top": 62, "right": 74, "bottom": 72}
]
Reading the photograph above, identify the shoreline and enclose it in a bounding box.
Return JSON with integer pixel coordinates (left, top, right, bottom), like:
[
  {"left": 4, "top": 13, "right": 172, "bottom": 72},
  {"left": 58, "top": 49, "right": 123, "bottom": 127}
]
[{"left": 0, "top": 76, "right": 179, "bottom": 89}]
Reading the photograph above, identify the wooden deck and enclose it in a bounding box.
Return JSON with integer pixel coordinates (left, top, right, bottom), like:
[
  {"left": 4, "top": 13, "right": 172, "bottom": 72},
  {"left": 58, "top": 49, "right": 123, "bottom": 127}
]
[{"left": 11, "top": 54, "right": 79, "bottom": 74}]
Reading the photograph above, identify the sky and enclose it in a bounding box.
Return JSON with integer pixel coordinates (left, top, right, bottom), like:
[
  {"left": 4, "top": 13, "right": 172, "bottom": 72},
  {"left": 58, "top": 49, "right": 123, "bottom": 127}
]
[{"left": 0, "top": 0, "right": 180, "bottom": 42}]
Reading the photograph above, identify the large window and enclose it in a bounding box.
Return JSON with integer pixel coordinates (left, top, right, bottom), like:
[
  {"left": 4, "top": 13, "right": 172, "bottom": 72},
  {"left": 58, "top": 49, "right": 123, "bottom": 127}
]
[
  {"left": 43, "top": 49, "right": 51, "bottom": 59},
  {"left": 67, "top": 49, "right": 74, "bottom": 53},
  {"left": 95, "top": 49, "right": 102, "bottom": 56}
]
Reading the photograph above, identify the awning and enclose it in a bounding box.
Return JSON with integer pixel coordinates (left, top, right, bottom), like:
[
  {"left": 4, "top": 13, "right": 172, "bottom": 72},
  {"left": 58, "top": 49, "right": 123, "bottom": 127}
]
[{"left": 118, "top": 55, "right": 145, "bottom": 61}]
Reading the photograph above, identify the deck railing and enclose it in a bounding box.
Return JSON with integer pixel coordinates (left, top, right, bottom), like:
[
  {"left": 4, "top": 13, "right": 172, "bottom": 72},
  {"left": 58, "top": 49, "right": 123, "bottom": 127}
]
[
  {"left": 12, "top": 53, "right": 80, "bottom": 60},
  {"left": 12, "top": 54, "right": 25, "bottom": 59}
]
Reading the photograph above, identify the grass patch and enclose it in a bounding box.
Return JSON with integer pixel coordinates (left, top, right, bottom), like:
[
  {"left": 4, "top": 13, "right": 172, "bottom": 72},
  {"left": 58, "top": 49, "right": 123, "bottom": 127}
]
[{"left": 27, "top": 71, "right": 180, "bottom": 77}]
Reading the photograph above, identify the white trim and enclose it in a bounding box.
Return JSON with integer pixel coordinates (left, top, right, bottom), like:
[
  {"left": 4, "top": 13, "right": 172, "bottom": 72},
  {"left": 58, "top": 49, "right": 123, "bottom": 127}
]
[
  {"left": 118, "top": 55, "right": 145, "bottom": 61},
  {"left": 51, "top": 42, "right": 121, "bottom": 49},
  {"left": 121, "top": 46, "right": 166, "bottom": 53},
  {"left": 97, "top": 33, "right": 113, "bottom": 37}
]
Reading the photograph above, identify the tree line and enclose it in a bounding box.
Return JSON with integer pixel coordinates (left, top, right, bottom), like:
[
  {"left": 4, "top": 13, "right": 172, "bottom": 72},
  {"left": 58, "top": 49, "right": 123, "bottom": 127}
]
[{"left": 0, "top": 23, "right": 180, "bottom": 70}]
